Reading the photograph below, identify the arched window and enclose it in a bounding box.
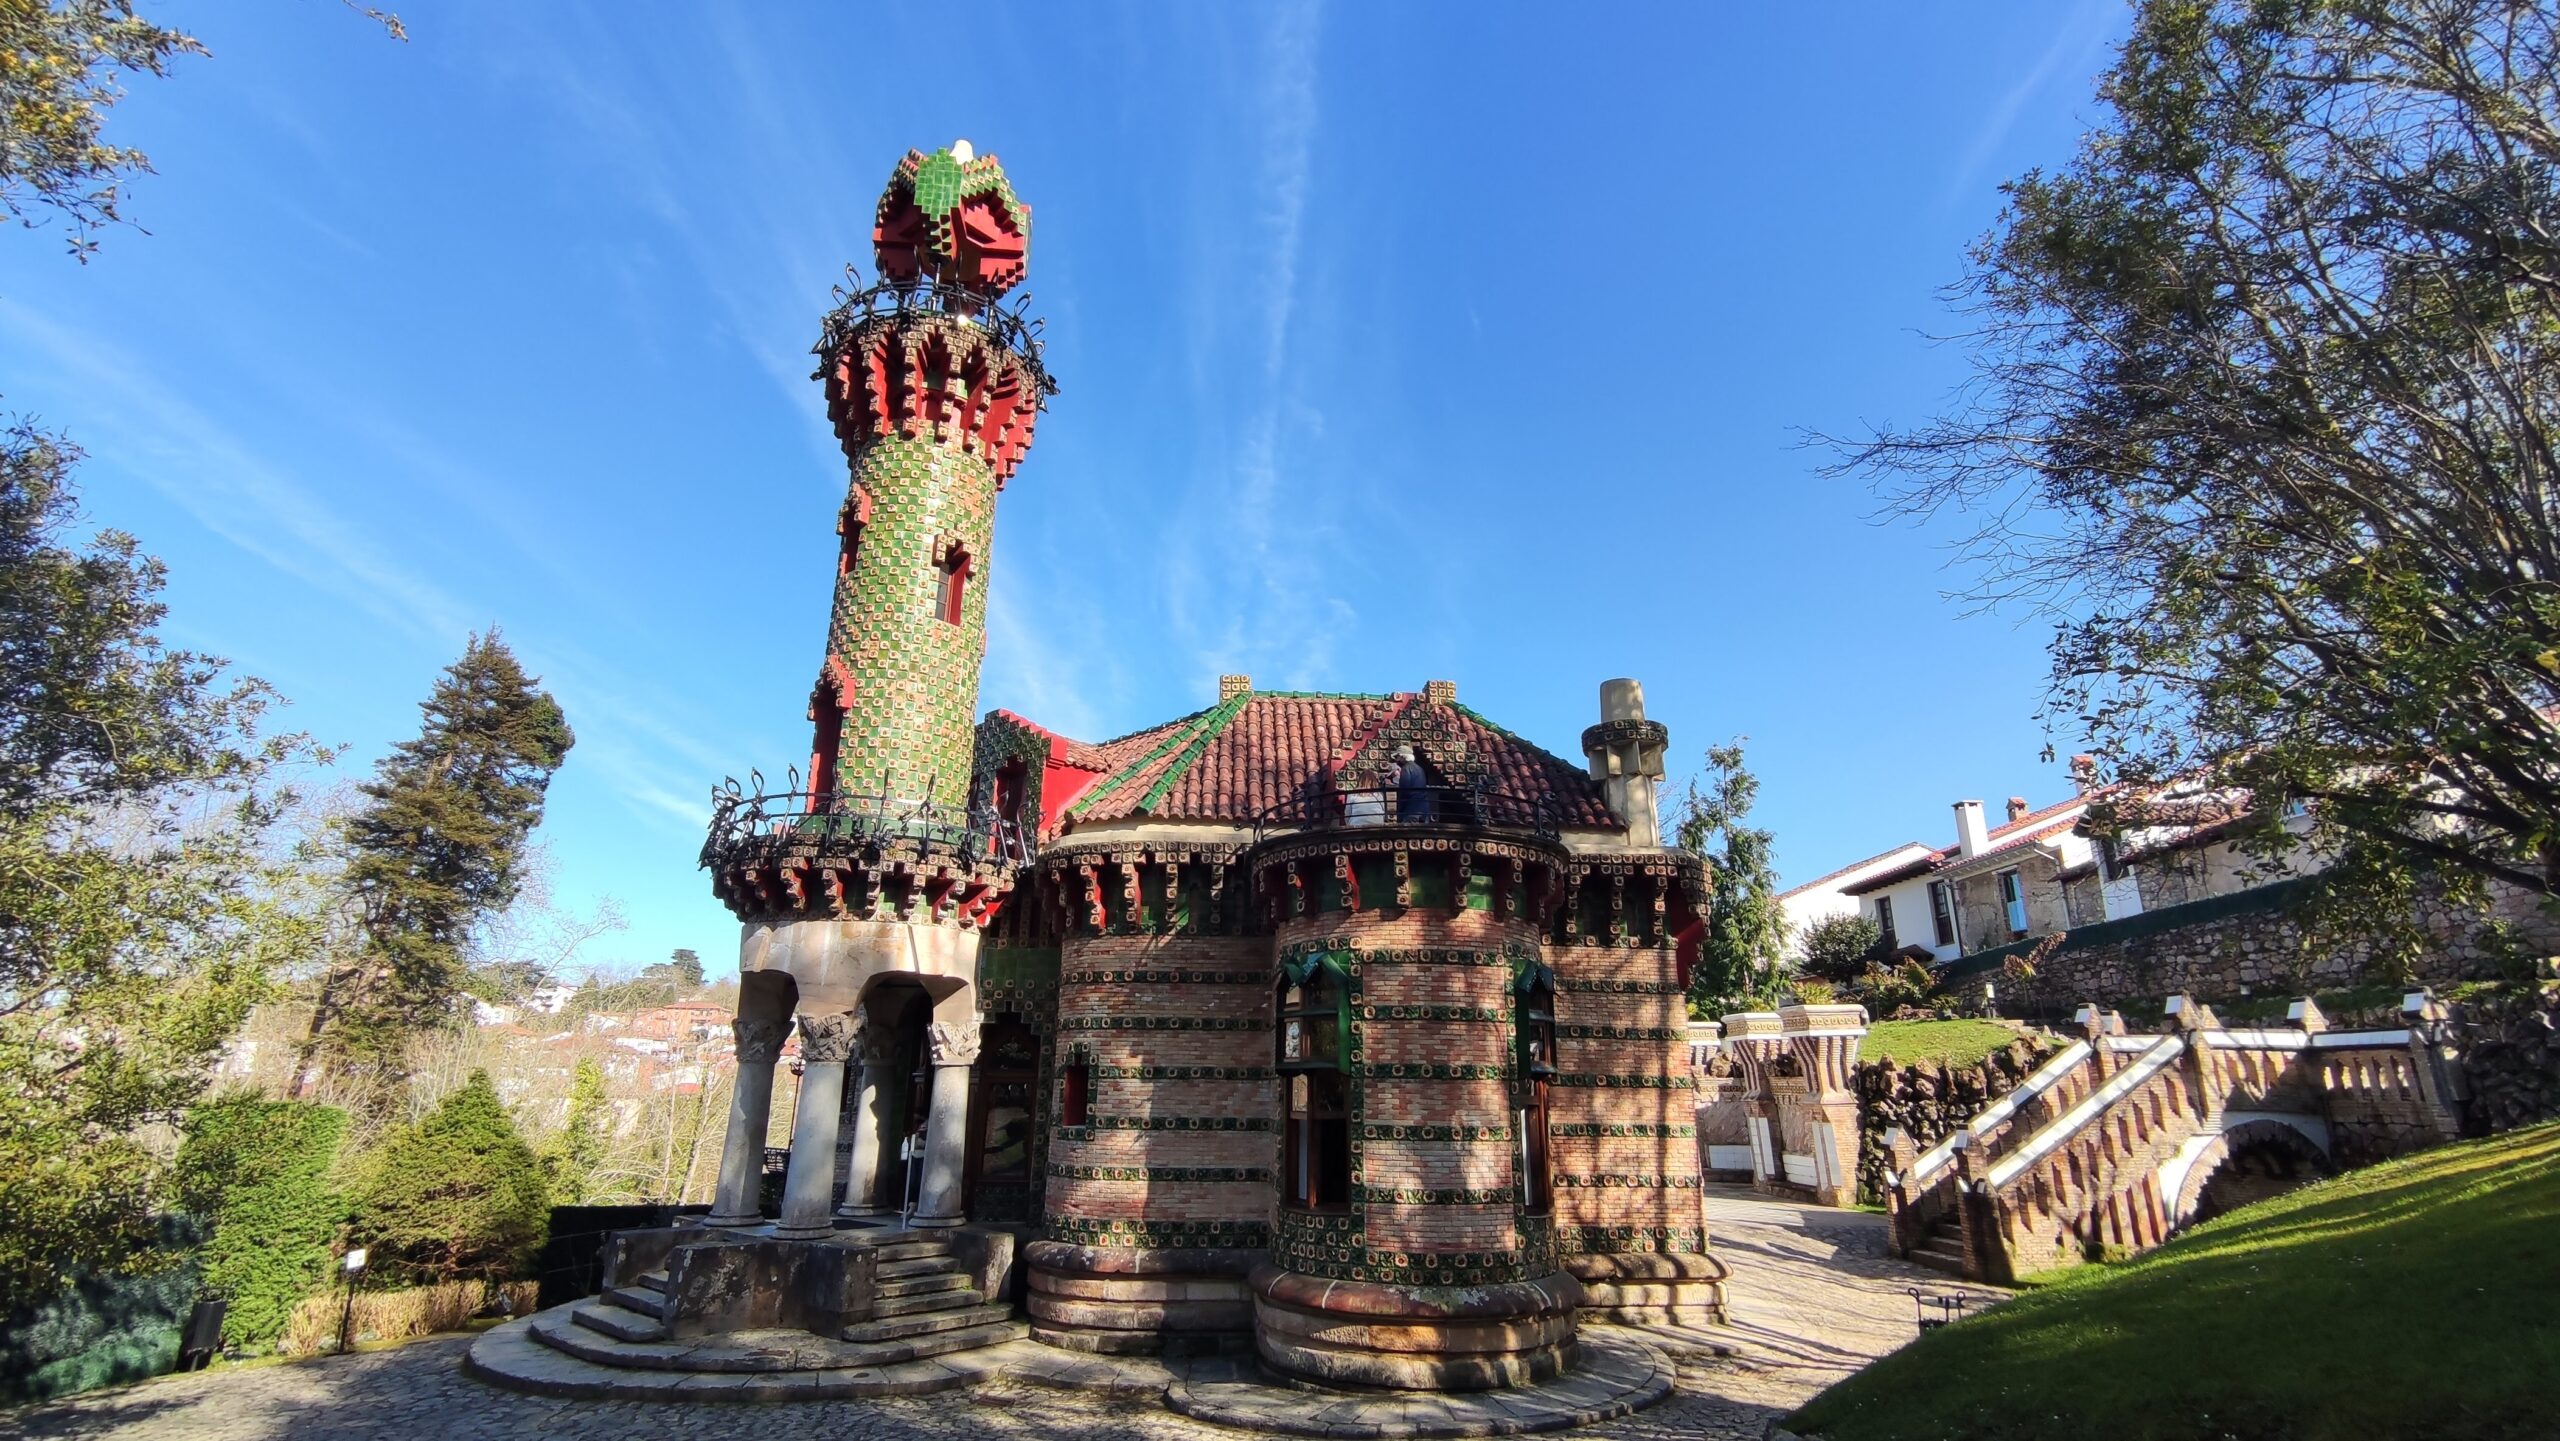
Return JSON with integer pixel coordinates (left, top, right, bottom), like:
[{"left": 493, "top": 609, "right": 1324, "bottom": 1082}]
[
  {"left": 1514, "top": 970, "right": 1557, "bottom": 1215},
  {"left": 1278, "top": 965, "right": 1348, "bottom": 1211},
  {"left": 936, "top": 545, "right": 972, "bottom": 625}
]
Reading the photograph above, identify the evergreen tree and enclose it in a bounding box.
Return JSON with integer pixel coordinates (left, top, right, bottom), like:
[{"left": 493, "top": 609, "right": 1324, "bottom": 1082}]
[
  {"left": 292, "top": 633, "right": 572, "bottom": 1099},
  {"left": 350, "top": 1070, "right": 549, "bottom": 1284},
  {"left": 539, "top": 1058, "right": 608, "bottom": 1206},
  {"left": 0, "top": 423, "right": 327, "bottom": 1299},
  {"left": 1798, "top": 912, "right": 1883, "bottom": 985},
  {"left": 173, "top": 1097, "right": 348, "bottom": 1351},
  {"left": 661, "top": 948, "right": 703, "bottom": 988},
  {"left": 1672, "top": 741, "right": 1789, "bottom": 1018}
]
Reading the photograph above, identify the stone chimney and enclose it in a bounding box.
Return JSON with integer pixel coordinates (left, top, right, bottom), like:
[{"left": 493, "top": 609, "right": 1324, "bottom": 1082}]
[
  {"left": 1423, "top": 679, "right": 1457, "bottom": 706},
  {"left": 1219, "top": 674, "right": 1252, "bottom": 702},
  {"left": 1953, "top": 800, "right": 1989, "bottom": 859},
  {"left": 1581, "top": 678, "right": 1669, "bottom": 847},
  {"left": 2069, "top": 754, "right": 2100, "bottom": 793},
  {"left": 2006, "top": 796, "right": 2031, "bottom": 823}
]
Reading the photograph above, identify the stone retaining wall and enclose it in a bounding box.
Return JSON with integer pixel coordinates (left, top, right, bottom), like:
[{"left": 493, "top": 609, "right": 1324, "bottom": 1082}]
[{"left": 1849, "top": 1036, "right": 2055, "bottom": 1206}]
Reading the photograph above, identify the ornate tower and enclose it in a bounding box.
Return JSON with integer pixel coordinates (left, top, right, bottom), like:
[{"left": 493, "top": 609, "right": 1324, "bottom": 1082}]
[
  {"left": 696, "top": 142, "right": 1054, "bottom": 1243},
  {"left": 808, "top": 140, "right": 1051, "bottom": 812}
]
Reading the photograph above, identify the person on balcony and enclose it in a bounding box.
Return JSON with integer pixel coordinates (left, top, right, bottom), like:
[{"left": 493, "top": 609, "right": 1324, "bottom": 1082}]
[
  {"left": 1344, "top": 767, "right": 1389, "bottom": 826},
  {"left": 1393, "top": 746, "right": 1433, "bottom": 823}
]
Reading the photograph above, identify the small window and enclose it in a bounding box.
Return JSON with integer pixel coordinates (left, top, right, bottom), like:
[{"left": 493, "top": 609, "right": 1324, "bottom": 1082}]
[
  {"left": 808, "top": 683, "right": 845, "bottom": 802},
  {"left": 1277, "top": 972, "right": 1343, "bottom": 1070},
  {"left": 1060, "top": 1052, "right": 1090, "bottom": 1127},
  {"left": 1515, "top": 974, "right": 1557, "bottom": 1216},
  {"left": 1283, "top": 1072, "right": 1350, "bottom": 1210},
  {"left": 1873, "top": 895, "right": 1898, "bottom": 950},
  {"left": 1928, "top": 881, "right": 1957, "bottom": 948},
  {"left": 1999, "top": 868, "right": 2028, "bottom": 937},
  {"left": 1279, "top": 967, "right": 1349, "bottom": 1211},
  {"left": 936, "top": 547, "right": 971, "bottom": 625}
]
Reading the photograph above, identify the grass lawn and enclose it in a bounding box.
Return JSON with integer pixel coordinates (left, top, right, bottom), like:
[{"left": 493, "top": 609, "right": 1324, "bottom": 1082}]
[
  {"left": 1785, "top": 1123, "right": 2560, "bottom": 1441},
  {"left": 1857, "top": 1018, "right": 2026, "bottom": 1069}
]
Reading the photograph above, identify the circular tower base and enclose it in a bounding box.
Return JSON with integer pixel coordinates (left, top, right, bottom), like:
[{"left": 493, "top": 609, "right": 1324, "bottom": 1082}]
[{"left": 1247, "top": 1264, "right": 1584, "bottom": 1391}]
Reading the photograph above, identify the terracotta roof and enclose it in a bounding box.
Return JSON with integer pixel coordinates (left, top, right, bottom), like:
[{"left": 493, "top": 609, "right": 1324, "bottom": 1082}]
[
  {"left": 1027, "top": 691, "right": 1619, "bottom": 829},
  {"left": 1831, "top": 791, "right": 2107, "bottom": 891},
  {"left": 1840, "top": 855, "right": 1943, "bottom": 896}
]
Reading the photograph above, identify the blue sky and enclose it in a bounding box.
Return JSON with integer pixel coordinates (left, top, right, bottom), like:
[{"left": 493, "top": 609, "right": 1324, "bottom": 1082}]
[{"left": 0, "top": 1, "right": 2129, "bottom": 974}]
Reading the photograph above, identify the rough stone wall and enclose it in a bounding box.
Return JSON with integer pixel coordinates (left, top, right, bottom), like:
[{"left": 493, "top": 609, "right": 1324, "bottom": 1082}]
[
  {"left": 1850, "top": 1036, "right": 2055, "bottom": 1206},
  {"left": 2449, "top": 983, "right": 2560, "bottom": 1134},
  {"left": 1955, "top": 881, "right": 2560, "bottom": 1017},
  {"left": 1542, "top": 938, "right": 1701, "bottom": 1258}
]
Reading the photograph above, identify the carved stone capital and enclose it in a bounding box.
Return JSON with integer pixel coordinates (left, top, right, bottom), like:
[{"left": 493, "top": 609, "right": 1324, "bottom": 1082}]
[
  {"left": 797, "top": 1010, "right": 860, "bottom": 1064},
  {"left": 927, "top": 1016, "right": 984, "bottom": 1067},
  {"left": 731, "top": 1017, "right": 789, "bottom": 1065}
]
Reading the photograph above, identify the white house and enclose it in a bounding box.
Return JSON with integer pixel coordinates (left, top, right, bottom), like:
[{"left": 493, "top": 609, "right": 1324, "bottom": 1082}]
[{"left": 1777, "top": 841, "right": 1940, "bottom": 947}]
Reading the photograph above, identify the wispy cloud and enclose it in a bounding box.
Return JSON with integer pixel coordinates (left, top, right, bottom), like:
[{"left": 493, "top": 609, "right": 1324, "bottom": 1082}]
[
  {"left": 1940, "top": 0, "right": 2121, "bottom": 214},
  {"left": 0, "top": 299, "right": 731, "bottom": 839},
  {"left": 1160, "top": 0, "right": 1352, "bottom": 690}
]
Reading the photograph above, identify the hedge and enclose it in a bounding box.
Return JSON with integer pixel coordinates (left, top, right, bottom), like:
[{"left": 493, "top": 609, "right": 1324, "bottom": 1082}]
[{"left": 173, "top": 1096, "right": 351, "bottom": 1351}]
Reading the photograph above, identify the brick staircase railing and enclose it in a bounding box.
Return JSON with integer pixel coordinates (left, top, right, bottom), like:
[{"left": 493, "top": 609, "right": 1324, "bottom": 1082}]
[{"left": 1885, "top": 992, "right": 2466, "bottom": 1282}]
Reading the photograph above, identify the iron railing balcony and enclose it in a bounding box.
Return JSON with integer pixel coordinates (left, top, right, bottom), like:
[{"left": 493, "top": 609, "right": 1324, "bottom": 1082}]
[
  {"left": 813, "top": 276, "right": 1060, "bottom": 399},
  {"left": 700, "top": 770, "right": 1034, "bottom": 874},
  {"left": 1248, "top": 781, "right": 1563, "bottom": 848}
]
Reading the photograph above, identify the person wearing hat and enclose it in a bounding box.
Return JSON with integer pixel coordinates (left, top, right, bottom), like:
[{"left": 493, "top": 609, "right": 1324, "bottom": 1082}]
[{"left": 1392, "top": 746, "right": 1432, "bottom": 823}]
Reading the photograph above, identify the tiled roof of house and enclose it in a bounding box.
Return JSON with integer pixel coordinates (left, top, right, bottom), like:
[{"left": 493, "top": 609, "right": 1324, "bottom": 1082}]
[
  {"left": 1027, "top": 691, "right": 1619, "bottom": 829},
  {"left": 1835, "top": 792, "right": 2104, "bottom": 893}
]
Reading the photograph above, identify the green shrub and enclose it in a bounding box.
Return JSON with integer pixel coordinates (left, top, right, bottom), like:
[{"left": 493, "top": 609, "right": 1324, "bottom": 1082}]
[
  {"left": 174, "top": 1095, "right": 350, "bottom": 1351},
  {"left": 350, "top": 1070, "right": 548, "bottom": 1285},
  {"left": 1798, "top": 912, "right": 1883, "bottom": 984}
]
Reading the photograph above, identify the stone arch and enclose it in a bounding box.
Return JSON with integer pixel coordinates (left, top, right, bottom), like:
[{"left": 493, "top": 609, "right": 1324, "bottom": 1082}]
[{"left": 2169, "top": 1116, "right": 2334, "bottom": 1227}]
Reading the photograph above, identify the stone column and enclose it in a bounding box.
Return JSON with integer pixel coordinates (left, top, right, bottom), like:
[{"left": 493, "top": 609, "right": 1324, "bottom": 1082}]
[
  {"left": 909, "top": 1015, "right": 981, "bottom": 1229},
  {"left": 706, "top": 1017, "right": 790, "bottom": 1226},
  {"left": 836, "top": 1016, "right": 900, "bottom": 1218},
  {"left": 775, "top": 1011, "right": 859, "bottom": 1238}
]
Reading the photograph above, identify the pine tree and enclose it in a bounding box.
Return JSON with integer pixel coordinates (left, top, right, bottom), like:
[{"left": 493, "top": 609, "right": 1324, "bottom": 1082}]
[
  {"left": 291, "top": 633, "right": 572, "bottom": 1100},
  {"left": 1672, "top": 741, "right": 1789, "bottom": 1019}
]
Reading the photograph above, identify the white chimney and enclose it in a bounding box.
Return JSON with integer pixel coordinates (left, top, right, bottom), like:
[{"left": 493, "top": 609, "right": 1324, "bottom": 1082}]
[{"left": 1953, "top": 800, "right": 1989, "bottom": 859}]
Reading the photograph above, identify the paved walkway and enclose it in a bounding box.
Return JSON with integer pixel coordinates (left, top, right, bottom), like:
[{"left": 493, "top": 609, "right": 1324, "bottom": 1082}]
[{"left": 1, "top": 1188, "right": 1998, "bottom": 1441}]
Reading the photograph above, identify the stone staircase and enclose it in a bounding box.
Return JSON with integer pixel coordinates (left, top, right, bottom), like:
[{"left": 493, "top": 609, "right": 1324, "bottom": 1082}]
[
  {"left": 838, "top": 1235, "right": 1022, "bottom": 1361},
  {"left": 1906, "top": 1215, "right": 1967, "bottom": 1277},
  {"left": 554, "top": 1231, "right": 1021, "bottom": 1367}
]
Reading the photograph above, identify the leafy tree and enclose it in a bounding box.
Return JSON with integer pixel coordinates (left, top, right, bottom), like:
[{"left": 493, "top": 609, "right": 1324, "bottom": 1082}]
[
  {"left": 173, "top": 1096, "right": 348, "bottom": 1350},
  {"left": 1798, "top": 912, "right": 1883, "bottom": 985},
  {"left": 292, "top": 633, "right": 573, "bottom": 1100},
  {"left": 0, "top": 2, "right": 403, "bottom": 261},
  {"left": 1673, "top": 741, "right": 1790, "bottom": 1017},
  {"left": 0, "top": 0, "right": 200, "bottom": 259},
  {"left": 0, "top": 423, "right": 327, "bottom": 1301},
  {"left": 539, "top": 1058, "right": 607, "bottom": 1206},
  {"left": 656, "top": 948, "right": 703, "bottom": 988},
  {"left": 1836, "top": 0, "right": 2560, "bottom": 953},
  {"left": 349, "top": 1069, "right": 548, "bottom": 1284}
]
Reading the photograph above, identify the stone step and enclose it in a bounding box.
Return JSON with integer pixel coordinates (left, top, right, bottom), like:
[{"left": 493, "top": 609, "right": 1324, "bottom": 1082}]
[
  {"left": 876, "top": 1256, "right": 962, "bottom": 1281},
  {"left": 874, "top": 1286, "right": 986, "bottom": 1319},
  {"left": 877, "top": 1271, "right": 971, "bottom": 1299},
  {"left": 569, "top": 1302, "right": 668, "bottom": 1343},
  {"left": 873, "top": 1240, "right": 957, "bottom": 1264},
  {"left": 1909, "top": 1244, "right": 1970, "bottom": 1277},
  {"left": 601, "top": 1285, "right": 669, "bottom": 1319},
  {"left": 635, "top": 1270, "right": 669, "bottom": 1294},
  {"left": 841, "top": 1301, "right": 1015, "bottom": 1344},
  {"left": 833, "top": 1320, "right": 1027, "bottom": 1366}
]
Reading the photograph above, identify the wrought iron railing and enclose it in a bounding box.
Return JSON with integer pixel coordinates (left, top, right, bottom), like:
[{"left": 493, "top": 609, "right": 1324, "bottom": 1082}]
[
  {"left": 1249, "top": 781, "right": 1563, "bottom": 847},
  {"left": 813, "top": 276, "right": 1060, "bottom": 399},
  {"left": 699, "top": 768, "right": 1034, "bottom": 872}
]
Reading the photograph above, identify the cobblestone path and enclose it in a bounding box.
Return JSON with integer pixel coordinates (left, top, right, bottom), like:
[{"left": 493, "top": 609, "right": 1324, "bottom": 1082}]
[{"left": 1, "top": 1188, "right": 1997, "bottom": 1441}]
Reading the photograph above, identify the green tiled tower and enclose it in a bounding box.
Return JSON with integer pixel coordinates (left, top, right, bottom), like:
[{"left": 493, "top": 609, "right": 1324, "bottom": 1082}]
[{"left": 807, "top": 141, "right": 1051, "bottom": 814}]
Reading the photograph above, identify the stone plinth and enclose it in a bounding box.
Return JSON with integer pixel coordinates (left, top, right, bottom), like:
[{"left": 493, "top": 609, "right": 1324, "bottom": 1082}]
[{"left": 1248, "top": 1264, "right": 1585, "bottom": 1391}]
